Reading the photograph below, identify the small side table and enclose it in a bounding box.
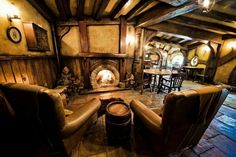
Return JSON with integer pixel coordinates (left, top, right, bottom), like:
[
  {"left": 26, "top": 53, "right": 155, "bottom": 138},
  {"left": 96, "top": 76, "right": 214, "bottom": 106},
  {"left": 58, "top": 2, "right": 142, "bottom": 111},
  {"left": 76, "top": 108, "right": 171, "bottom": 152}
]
[{"left": 105, "top": 101, "right": 131, "bottom": 142}]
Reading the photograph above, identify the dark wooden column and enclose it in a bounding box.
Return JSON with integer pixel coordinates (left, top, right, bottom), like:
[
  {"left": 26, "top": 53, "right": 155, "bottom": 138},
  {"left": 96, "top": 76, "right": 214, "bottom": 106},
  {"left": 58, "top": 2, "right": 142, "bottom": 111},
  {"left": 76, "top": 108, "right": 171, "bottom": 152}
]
[
  {"left": 133, "top": 28, "right": 142, "bottom": 84},
  {"left": 119, "top": 16, "right": 127, "bottom": 81},
  {"left": 79, "top": 21, "right": 90, "bottom": 88},
  {"left": 79, "top": 21, "right": 89, "bottom": 52}
]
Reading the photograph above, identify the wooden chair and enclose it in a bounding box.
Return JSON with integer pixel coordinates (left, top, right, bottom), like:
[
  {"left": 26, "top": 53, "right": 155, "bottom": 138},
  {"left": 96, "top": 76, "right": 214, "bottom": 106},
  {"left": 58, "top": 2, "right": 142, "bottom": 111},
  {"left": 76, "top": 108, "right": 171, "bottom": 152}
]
[
  {"left": 193, "top": 69, "right": 208, "bottom": 83},
  {"left": 160, "top": 73, "right": 184, "bottom": 93}
]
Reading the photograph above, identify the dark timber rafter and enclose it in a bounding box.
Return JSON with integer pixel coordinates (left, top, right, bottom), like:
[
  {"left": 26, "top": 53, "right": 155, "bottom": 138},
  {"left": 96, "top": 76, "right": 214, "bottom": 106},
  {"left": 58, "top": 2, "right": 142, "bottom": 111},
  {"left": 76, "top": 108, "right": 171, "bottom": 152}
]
[
  {"left": 181, "top": 40, "right": 198, "bottom": 47},
  {"left": 110, "top": 0, "right": 129, "bottom": 19},
  {"left": 55, "top": 0, "right": 72, "bottom": 20},
  {"left": 126, "top": 0, "right": 156, "bottom": 21},
  {"left": 187, "top": 42, "right": 205, "bottom": 50},
  {"left": 159, "top": 0, "right": 189, "bottom": 7},
  {"left": 151, "top": 36, "right": 187, "bottom": 50},
  {"left": 27, "top": 0, "right": 55, "bottom": 22},
  {"left": 178, "top": 39, "right": 190, "bottom": 44},
  {"left": 168, "top": 16, "right": 236, "bottom": 35},
  {"left": 95, "top": 0, "right": 110, "bottom": 20},
  {"left": 92, "top": 0, "right": 102, "bottom": 18},
  {"left": 77, "top": 0, "right": 85, "bottom": 20},
  {"left": 193, "top": 10, "right": 236, "bottom": 23},
  {"left": 137, "top": 1, "right": 199, "bottom": 27},
  {"left": 148, "top": 22, "right": 223, "bottom": 43}
]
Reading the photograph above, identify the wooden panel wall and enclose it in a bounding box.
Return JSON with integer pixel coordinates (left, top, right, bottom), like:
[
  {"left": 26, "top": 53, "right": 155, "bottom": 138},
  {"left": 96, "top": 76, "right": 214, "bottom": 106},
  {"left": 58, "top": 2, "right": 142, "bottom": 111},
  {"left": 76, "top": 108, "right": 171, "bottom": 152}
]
[{"left": 0, "top": 56, "right": 58, "bottom": 88}]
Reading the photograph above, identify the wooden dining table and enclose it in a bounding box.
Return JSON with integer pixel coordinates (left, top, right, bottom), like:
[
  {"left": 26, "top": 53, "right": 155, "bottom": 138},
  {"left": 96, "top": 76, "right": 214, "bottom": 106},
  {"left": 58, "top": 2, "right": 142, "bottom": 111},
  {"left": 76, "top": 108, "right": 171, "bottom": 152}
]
[
  {"left": 182, "top": 66, "right": 204, "bottom": 80},
  {"left": 141, "top": 68, "right": 178, "bottom": 94}
]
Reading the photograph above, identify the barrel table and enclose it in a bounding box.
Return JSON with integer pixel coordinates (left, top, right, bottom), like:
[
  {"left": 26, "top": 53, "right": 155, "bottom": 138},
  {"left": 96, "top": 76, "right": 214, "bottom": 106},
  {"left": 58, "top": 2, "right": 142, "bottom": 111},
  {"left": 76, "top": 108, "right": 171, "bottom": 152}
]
[{"left": 105, "top": 101, "right": 131, "bottom": 142}]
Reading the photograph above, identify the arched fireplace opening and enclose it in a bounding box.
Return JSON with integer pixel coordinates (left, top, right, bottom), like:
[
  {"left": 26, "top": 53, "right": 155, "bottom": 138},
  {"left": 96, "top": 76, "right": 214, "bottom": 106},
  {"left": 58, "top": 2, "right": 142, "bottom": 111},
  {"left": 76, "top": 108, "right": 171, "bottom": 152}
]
[
  {"left": 90, "top": 64, "right": 120, "bottom": 89},
  {"left": 96, "top": 70, "right": 115, "bottom": 87}
]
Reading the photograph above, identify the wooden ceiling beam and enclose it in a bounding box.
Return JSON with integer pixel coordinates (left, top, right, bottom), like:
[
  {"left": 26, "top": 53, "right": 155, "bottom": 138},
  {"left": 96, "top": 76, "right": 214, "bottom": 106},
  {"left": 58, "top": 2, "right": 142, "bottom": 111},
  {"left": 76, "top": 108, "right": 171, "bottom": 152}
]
[
  {"left": 137, "top": 1, "right": 199, "bottom": 27},
  {"left": 168, "top": 16, "right": 236, "bottom": 34},
  {"left": 181, "top": 40, "right": 198, "bottom": 47},
  {"left": 222, "top": 34, "right": 236, "bottom": 40},
  {"left": 55, "top": 0, "right": 72, "bottom": 20},
  {"left": 212, "top": 3, "right": 236, "bottom": 16},
  {"left": 171, "top": 37, "right": 184, "bottom": 43},
  {"left": 159, "top": 0, "right": 189, "bottom": 7},
  {"left": 77, "top": 0, "right": 85, "bottom": 20},
  {"left": 187, "top": 42, "right": 204, "bottom": 50},
  {"left": 126, "top": 0, "right": 155, "bottom": 21},
  {"left": 148, "top": 22, "right": 223, "bottom": 43},
  {"left": 193, "top": 9, "right": 236, "bottom": 22},
  {"left": 95, "top": 0, "right": 110, "bottom": 20},
  {"left": 178, "top": 39, "right": 190, "bottom": 44},
  {"left": 27, "top": 0, "right": 56, "bottom": 22},
  {"left": 92, "top": 0, "right": 102, "bottom": 18},
  {"left": 110, "top": 0, "right": 129, "bottom": 20},
  {"left": 151, "top": 36, "right": 187, "bottom": 50},
  {"left": 183, "top": 13, "right": 236, "bottom": 29}
]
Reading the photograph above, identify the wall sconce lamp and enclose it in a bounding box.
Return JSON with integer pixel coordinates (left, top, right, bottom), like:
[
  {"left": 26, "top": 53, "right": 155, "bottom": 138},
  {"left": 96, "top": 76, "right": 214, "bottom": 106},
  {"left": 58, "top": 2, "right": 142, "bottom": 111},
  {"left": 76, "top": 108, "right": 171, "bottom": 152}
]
[
  {"left": 197, "top": 0, "right": 215, "bottom": 13},
  {"left": 228, "top": 41, "right": 236, "bottom": 52},
  {"left": 126, "top": 35, "right": 134, "bottom": 46},
  {"left": 5, "top": 2, "right": 20, "bottom": 22},
  {"left": 7, "top": 14, "right": 20, "bottom": 22}
]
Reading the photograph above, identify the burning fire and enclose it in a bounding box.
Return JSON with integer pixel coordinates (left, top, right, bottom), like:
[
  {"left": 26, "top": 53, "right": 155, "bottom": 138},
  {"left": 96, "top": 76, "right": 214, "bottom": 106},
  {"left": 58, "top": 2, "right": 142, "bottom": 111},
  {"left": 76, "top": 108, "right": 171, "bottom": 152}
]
[{"left": 96, "top": 70, "right": 115, "bottom": 86}]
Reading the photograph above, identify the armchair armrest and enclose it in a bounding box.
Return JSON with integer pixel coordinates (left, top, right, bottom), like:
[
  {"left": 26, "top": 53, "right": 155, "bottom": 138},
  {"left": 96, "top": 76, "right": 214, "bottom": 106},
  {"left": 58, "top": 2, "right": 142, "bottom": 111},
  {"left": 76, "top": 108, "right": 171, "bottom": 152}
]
[
  {"left": 61, "top": 98, "right": 101, "bottom": 138},
  {"left": 130, "top": 99, "right": 162, "bottom": 134}
]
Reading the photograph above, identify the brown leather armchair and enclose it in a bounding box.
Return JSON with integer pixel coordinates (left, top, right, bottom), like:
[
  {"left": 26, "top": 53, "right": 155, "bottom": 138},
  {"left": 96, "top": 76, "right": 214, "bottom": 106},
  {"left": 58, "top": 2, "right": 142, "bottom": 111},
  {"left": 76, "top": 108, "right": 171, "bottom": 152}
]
[
  {"left": 0, "top": 83, "right": 101, "bottom": 157},
  {"left": 130, "top": 85, "right": 230, "bottom": 156}
]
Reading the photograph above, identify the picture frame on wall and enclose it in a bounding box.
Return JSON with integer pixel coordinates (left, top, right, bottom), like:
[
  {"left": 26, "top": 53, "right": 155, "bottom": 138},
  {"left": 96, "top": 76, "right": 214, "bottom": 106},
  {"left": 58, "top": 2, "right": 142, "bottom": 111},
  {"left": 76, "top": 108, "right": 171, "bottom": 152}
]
[{"left": 23, "top": 22, "right": 50, "bottom": 51}]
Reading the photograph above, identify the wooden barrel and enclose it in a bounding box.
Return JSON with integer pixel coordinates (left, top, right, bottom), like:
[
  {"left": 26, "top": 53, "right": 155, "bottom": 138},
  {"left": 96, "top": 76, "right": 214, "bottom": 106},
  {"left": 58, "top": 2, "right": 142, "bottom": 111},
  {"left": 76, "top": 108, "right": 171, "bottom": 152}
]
[{"left": 105, "top": 101, "right": 131, "bottom": 141}]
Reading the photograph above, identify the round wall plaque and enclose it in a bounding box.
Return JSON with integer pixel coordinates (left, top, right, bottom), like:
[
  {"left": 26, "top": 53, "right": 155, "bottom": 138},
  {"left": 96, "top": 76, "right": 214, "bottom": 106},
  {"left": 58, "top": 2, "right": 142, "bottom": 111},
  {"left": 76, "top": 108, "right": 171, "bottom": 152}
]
[
  {"left": 7, "top": 26, "right": 22, "bottom": 43},
  {"left": 190, "top": 56, "right": 199, "bottom": 67}
]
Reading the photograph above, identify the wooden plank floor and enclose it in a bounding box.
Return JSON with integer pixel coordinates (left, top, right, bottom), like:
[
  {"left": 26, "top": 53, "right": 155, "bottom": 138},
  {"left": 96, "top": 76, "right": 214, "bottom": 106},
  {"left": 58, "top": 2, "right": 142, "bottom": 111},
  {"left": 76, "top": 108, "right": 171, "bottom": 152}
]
[{"left": 70, "top": 81, "right": 236, "bottom": 157}]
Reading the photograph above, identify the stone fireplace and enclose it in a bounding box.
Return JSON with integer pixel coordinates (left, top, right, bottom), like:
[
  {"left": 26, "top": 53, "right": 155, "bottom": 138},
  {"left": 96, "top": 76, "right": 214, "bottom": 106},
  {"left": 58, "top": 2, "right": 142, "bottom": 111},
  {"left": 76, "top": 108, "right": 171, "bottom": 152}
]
[
  {"left": 78, "top": 53, "right": 130, "bottom": 90},
  {"left": 90, "top": 64, "right": 120, "bottom": 89}
]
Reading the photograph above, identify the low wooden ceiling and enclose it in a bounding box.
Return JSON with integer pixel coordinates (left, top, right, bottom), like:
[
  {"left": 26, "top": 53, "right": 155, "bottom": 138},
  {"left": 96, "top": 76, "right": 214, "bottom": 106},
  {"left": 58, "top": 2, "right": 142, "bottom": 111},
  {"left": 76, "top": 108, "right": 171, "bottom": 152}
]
[{"left": 28, "top": 0, "right": 236, "bottom": 49}]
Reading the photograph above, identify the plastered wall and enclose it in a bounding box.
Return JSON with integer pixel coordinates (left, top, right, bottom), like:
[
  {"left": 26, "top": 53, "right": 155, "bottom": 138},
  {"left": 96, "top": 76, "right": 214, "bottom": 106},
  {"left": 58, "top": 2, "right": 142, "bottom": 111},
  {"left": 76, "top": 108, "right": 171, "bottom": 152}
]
[
  {"left": 88, "top": 25, "right": 119, "bottom": 53},
  {"left": 186, "top": 44, "right": 212, "bottom": 70},
  {"left": 0, "top": 0, "right": 54, "bottom": 56},
  {"left": 214, "top": 39, "right": 236, "bottom": 83},
  {"left": 59, "top": 20, "right": 136, "bottom": 57}
]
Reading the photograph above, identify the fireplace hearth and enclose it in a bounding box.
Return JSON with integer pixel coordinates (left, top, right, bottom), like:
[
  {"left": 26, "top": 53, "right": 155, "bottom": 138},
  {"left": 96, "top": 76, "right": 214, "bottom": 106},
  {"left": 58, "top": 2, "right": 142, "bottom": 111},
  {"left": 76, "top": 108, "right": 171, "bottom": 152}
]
[{"left": 91, "top": 64, "right": 120, "bottom": 89}]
